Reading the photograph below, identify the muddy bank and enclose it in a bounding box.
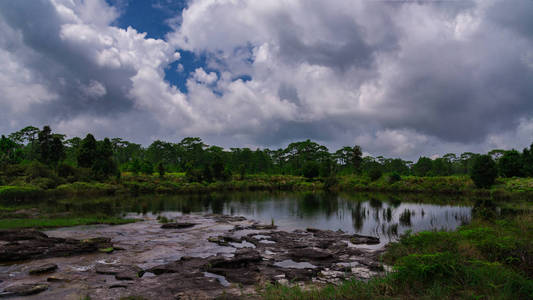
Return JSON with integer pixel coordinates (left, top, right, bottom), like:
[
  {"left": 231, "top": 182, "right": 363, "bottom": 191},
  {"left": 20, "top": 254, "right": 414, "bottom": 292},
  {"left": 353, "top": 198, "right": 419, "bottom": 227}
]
[{"left": 0, "top": 214, "right": 385, "bottom": 299}]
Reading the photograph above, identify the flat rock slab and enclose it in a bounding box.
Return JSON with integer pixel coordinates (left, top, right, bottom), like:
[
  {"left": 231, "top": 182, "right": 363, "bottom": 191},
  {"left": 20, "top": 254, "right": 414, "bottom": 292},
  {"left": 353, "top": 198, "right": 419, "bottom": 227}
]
[
  {"left": 95, "top": 264, "right": 144, "bottom": 280},
  {"left": 2, "top": 283, "right": 48, "bottom": 296},
  {"left": 161, "top": 222, "right": 196, "bottom": 229},
  {"left": 0, "top": 229, "right": 113, "bottom": 263},
  {"left": 29, "top": 263, "right": 58, "bottom": 275},
  {"left": 0, "top": 214, "right": 383, "bottom": 299}
]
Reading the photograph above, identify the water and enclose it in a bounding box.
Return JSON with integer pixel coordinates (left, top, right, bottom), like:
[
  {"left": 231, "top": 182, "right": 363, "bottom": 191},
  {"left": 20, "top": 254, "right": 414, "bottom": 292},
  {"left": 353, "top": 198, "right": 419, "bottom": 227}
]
[{"left": 46, "top": 191, "right": 472, "bottom": 246}]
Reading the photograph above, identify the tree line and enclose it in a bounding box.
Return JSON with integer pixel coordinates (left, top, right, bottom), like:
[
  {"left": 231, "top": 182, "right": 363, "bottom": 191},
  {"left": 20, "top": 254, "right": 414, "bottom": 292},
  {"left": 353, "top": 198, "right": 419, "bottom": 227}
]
[{"left": 1, "top": 126, "right": 532, "bottom": 185}]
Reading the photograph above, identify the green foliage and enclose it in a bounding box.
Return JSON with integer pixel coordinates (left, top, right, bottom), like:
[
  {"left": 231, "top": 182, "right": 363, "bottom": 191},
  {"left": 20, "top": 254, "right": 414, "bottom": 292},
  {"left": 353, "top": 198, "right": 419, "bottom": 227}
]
[
  {"left": 0, "top": 186, "right": 42, "bottom": 202},
  {"left": 499, "top": 150, "right": 523, "bottom": 178},
  {"left": 388, "top": 172, "right": 401, "bottom": 184},
  {"left": 140, "top": 160, "right": 153, "bottom": 175},
  {"left": 77, "top": 134, "right": 97, "bottom": 168},
  {"left": 92, "top": 138, "right": 118, "bottom": 179},
  {"left": 413, "top": 157, "right": 433, "bottom": 177},
  {"left": 470, "top": 155, "right": 497, "bottom": 188},
  {"left": 264, "top": 213, "right": 533, "bottom": 300},
  {"left": 157, "top": 162, "right": 165, "bottom": 177},
  {"left": 368, "top": 168, "right": 382, "bottom": 181},
  {"left": 0, "top": 216, "right": 136, "bottom": 229},
  {"left": 302, "top": 161, "right": 320, "bottom": 179}
]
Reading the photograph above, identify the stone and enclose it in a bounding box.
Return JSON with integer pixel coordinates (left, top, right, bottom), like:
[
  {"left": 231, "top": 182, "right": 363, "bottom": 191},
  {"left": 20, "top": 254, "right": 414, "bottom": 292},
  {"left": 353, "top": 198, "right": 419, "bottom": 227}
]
[
  {"left": 161, "top": 222, "right": 196, "bottom": 229},
  {"left": 290, "top": 248, "right": 333, "bottom": 261},
  {"left": 95, "top": 264, "right": 144, "bottom": 280},
  {"left": 46, "top": 276, "right": 66, "bottom": 282},
  {"left": 3, "top": 283, "right": 48, "bottom": 296},
  {"left": 0, "top": 229, "right": 113, "bottom": 263},
  {"left": 29, "top": 263, "right": 58, "bottom": 275}
]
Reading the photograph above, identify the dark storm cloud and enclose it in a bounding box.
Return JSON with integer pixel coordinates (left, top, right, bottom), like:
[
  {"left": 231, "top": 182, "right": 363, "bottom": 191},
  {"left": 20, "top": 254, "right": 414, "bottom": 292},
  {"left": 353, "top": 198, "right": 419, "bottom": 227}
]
[{"left": 1, "top": 0, "right": 532, "bottom": 160}]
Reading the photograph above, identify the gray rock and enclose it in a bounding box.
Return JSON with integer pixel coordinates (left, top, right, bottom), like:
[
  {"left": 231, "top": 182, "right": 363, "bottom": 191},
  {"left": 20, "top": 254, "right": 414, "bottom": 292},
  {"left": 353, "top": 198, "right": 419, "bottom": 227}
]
[
  {"left": 3, "top": 283, "right": 48, "bottom": 296},
  {"left": 161, "top": 222, "right": 196, "bottom": 229},
  {"left": 29, "top": 263, "right": 58, "bottom": 275}
]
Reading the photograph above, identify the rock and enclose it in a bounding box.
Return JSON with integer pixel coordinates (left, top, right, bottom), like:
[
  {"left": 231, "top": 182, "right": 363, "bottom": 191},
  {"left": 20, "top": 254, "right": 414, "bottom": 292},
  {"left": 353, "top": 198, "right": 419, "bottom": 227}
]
[
  {"left": 148, "top": 257, "right": 208, "bottom": 275},
  {"left": 115, "top": 269, "right": 143, "bottom": 280},
  {"left": 161, "top": 222, "right": 196, "bottom": 229},
  {"left": 0, "top": 230, "right": 113, "bottom": 263},
  {"left": 207, "top": 235, "right": 243, "bottom": 247},
  {"left": 248, "top": 223, "right": 277, "bottom": 230},
  {"left": 95, "top": 264, "right": 144, "bottom": 280},
  {"left": 207, "top": 214, "right": 247, "bottom": 223},
  {"left": 0, "top": 230, "right": 47, "bottom": 241},
  {"left": 350, "top": 234, "right": 380, "bottom": 245},
  {"left": 3, "top": 283, "right": 48, "bottom": 296},
  {"left": 46, "top": 276, "right": 66, "bottom": 282},
  {"left": 29, "top": 263, "right": 58, "bottom": 275},
  {"left": 290, "top": 248, "right": 333, "bottom": 261}
]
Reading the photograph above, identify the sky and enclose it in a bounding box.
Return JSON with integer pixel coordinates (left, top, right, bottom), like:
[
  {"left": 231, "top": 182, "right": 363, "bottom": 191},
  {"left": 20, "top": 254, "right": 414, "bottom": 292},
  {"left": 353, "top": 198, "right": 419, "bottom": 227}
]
[{"left": 0, "top": 0, "right": 532, "bottom": 160}]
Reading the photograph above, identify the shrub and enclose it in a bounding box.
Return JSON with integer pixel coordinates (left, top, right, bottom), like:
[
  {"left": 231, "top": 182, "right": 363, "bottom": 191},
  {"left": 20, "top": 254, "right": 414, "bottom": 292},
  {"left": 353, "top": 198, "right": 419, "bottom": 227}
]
[
  {"left": 368, "top": 168, "right": 382, "bottom": 182},
  {"left": 302, "top": 162, "right": 320, "bottom": 179},
  {"left": 57, "top": 163, "right": 76, "bottom": 178},
  {"left": 388, "top": 172, "right": 401, "bottom": 184},
  {"left": 471, "top": 155, "right": 497, "bottom": 189},
  {"left": 24, "top": 161, "right": 53, "bottom": 180},
  {"left": 0, "top": 186, "right": 42, "bottom": 202}
]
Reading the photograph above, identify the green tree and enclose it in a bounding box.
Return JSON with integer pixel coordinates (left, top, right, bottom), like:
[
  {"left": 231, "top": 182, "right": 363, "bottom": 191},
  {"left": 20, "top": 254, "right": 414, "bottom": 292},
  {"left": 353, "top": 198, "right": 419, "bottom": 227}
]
[
  {"left": 77, "top": 134, "right": 98, "bottom": 168},
  {"left": 302, "top": 161, "right": 320, "bottom": 179},
  {"left": 37, "top": 126, "right": 53, "bottom": 164},
  {"left": 157, "top": 162, "right": 165, "bottom": 178},
  {"left": 471, "top": 155, "right": 497, "bottom": 188},
  {"left": 140, "top": 160, "right": 153, "bottom": 175},
  {"left": 0, "top": 135, "right": 21, "bottom": 165},
  {"left": 413, "top": 157, "right": 433, "bottom": 177},
  {"left": 499, "top": 150, "right": 523, "bottom": 178},
  {"left": 522, "top": 143, "right": 533, "bottom": 177},
  {"left": 92, "top": 138, "right": 117, "bottom": 178},
  {"left": 49, "top": 136, "right": 65, "bottom": 166}
]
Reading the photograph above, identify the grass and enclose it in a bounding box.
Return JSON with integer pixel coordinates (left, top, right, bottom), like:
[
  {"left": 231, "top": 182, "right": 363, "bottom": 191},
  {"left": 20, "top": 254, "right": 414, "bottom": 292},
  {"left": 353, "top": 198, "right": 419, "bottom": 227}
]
[
  {"left": 3, "top": 175, "right": 533, "bottom": 202},
  {"left": 0, "top": 216, "right": 137, "bottom": 229},
  {"left": 262, "top": 211, "right": 533, "bottom": 300},
  {"left": 0, "top": 185, "right": 42, "bottom": 202}
]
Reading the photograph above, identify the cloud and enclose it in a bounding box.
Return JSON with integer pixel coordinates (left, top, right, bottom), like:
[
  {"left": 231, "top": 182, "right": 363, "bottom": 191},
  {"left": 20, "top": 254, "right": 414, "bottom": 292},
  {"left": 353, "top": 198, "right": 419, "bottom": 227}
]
[
  {"left": 0, "top": 0, "right": 532, "bottom": 160},
  {"left": 166, "top": 0, "right": 533, "bottom": 157}
]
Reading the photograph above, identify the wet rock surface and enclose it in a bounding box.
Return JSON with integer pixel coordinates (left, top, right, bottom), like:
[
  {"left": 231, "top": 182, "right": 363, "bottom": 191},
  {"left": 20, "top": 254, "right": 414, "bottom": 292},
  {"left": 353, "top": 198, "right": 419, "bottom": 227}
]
[
  {"left": 160, "top": 222, "right": 196, "bottom": 229},
  {"left": 0, "top": 214, "right": 385, "bottom": 299},
  {"left": 0, "top": 230, "right": 113, "bottom": 262},
  {"left": 1, "top": 283, "right": 48, "bottom": 297},
  {"left": 28, "top": 264, "right": 58, "bottom": 275}
]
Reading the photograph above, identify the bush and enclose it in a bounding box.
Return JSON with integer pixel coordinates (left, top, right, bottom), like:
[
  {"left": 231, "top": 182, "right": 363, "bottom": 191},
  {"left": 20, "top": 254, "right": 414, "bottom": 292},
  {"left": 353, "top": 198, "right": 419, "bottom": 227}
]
[
  {"left": 57, "top": 163, "right": 76, "bottom": 178},
  {"left": 0, "top": 186, "right": 42, "bottom": 202},
  {"left": 471, "top": 155, "right": 497, "bottom": 189},
  {"left": 368, "top": 168, "right": 382, "bottom": 182},
  {"left": 24, "top": 162, "right": 53, "bottom": 180},
  {"left": 302, "top": 162, "right": 320, "bottom": 179},
  {"left": 388, "top": 172, "right": 401, "bottom": 184}
]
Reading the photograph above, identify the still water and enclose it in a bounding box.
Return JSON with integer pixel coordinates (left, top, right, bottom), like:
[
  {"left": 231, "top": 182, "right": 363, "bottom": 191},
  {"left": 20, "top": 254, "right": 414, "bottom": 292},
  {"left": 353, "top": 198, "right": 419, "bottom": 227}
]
[{"left": 52, "top": 191, "right": 472, "bottom": 247}]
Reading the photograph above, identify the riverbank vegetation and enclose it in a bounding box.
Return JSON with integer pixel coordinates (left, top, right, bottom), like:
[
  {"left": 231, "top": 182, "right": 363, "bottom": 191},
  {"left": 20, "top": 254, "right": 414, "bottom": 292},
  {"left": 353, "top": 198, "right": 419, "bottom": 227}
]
[
  {"left": 1, "top": 126, "right": 533, "bottom": 201},
  {"left": 262, "top": 204, "right": 533, "bottom": 299}
]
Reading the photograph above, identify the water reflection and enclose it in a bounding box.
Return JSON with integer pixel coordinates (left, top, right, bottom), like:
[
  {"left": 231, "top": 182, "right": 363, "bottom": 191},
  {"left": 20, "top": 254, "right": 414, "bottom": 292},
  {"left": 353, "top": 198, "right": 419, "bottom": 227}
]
[{"left": 43, "top": 191, "right": 472, "bottom": 247}]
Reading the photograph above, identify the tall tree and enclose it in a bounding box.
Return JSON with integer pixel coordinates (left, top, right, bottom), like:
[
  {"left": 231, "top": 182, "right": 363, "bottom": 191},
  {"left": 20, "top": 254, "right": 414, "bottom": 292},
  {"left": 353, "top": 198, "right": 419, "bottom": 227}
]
[
  {"left": 49, "top": 136, "right": 65, "bottom": 166},
  {"left": 499, "top": 150, "right": 523, "bottom": 178},
  {"left": 413, "top": 157, "right": 433, "bottom": 177},
  {"left": 471, "top": 155, "right": 497, "bottom": 188},
  {"left": 77, "top": 134, "right": 98, "bottom": 168},
  {"left": 37, "top": 126, "right": 55, "bottom": 164}
]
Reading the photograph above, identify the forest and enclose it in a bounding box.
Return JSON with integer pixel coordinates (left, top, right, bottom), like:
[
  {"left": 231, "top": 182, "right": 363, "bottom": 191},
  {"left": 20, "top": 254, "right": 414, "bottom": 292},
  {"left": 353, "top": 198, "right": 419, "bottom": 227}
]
[{"left": 1, "top": 125, "right": 532, "bottom": 187}]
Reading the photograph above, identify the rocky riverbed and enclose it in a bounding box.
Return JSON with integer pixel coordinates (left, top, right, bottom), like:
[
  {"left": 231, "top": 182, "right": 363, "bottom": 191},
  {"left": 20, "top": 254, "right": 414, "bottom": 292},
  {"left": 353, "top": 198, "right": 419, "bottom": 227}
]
[{"left": 0, "top": 214, "right": 385, "bottom": 299}]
